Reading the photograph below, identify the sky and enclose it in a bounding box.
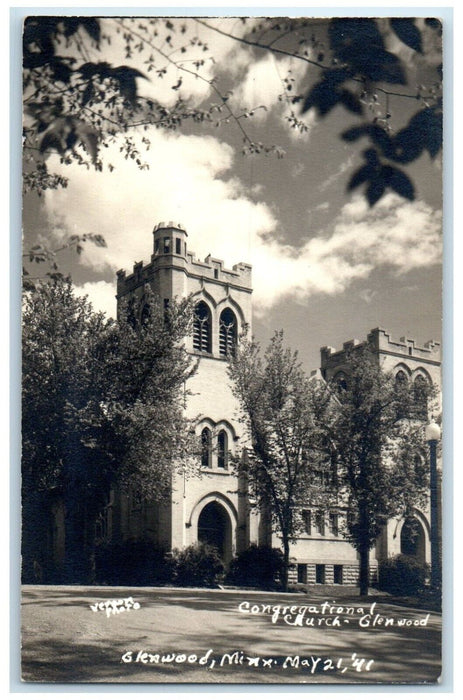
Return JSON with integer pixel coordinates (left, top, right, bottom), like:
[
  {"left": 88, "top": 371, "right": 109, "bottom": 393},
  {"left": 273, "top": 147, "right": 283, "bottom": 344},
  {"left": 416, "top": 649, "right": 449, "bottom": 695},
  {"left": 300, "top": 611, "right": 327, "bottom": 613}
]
[{"left": 22, "top": 14, "right": 444, "bottom": 372}]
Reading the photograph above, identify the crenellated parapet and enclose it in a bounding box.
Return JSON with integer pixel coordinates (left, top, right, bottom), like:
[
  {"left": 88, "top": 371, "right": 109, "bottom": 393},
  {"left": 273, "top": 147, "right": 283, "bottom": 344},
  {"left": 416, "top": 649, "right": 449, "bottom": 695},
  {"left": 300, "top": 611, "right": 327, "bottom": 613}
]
[
  {"left": 116, "top": 222, "right": 252, "bottom": 300},
  {"left": 321, "top": 328, "right": 440, "bottom": 364},
  {"left": 321, "top": 327, "right": 441, "bottom": 384},
  {"left": 366, "top": 328, "right": 441, "bottom": 362}
]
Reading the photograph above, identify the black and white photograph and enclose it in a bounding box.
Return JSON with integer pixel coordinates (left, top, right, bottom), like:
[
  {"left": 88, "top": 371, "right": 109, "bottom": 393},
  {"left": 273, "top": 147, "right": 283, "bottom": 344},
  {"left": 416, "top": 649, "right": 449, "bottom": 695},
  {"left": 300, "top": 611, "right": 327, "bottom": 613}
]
[{"left": 19, "top": 11, "right": 445, "bottom": 686}]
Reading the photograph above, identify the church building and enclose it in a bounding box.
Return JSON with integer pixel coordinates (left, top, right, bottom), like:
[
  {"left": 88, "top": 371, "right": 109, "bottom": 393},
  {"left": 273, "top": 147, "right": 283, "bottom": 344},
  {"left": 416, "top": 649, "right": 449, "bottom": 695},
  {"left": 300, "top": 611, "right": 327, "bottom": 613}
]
[{"left": 113, "top": 221, "right": 441, "bottom": 585}]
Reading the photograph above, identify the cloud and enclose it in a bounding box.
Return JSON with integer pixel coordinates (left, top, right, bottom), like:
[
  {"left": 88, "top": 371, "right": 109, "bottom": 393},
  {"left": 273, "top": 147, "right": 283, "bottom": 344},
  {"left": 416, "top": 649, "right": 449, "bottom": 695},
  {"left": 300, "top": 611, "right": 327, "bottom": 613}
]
[
  {"left": 251, "top": 193, "right": 441, "bottom": 312},
  {"left": 43, "top": 133, "right": 441, "bottom": 319},
  {"left": 291, "top": 162, "right": 305, "bottom": 178},
  {"left": 229, "top": 53, "right": 316, "bottom": 141},
  {"left": 358, "top": 288, "right": 378, "bottom": 304},
  {"left": 74, "top": 281, "right": 117, "bottom": 318},
  {"left": 43, "top": 128, "right": 277, "bottom": 288},
  {"left": 318, "top": 153, "right": 356, "bottom": 193}
]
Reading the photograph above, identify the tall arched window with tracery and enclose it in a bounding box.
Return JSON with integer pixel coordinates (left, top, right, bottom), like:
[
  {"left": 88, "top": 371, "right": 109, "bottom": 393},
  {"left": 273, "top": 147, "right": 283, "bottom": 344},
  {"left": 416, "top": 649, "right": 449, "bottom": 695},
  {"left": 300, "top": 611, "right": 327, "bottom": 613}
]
[
  {"left": 193, "top": 301, "right": 212, "bottom": 353},
  {"left": 395, "top": 370, "right": 408, "bottom": 386},
  {"left": 217, "top": 430, "right": 228, "bottom": 469},
  {"left": 201, "top": 427, "right": 212, "bottom": 468},
  {"left": 219, "top": 308, "right": 237, "bottom": 357}
]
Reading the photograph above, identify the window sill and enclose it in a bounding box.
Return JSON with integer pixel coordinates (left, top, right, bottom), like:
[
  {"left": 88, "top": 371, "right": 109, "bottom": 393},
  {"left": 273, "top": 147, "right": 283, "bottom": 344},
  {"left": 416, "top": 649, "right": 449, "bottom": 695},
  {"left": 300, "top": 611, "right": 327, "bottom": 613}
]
[
  {"left": 191, "top": 351, "right": 231, "bottom": 361},
  {"left": 201, "top": 468, "right": 231, "bottom": 476}
]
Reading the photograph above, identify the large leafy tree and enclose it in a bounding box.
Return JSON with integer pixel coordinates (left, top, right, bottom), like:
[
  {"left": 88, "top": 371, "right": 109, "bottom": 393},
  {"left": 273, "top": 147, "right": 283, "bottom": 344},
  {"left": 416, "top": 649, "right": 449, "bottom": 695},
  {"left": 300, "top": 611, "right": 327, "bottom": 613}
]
[
  {"left": 322, "top": 347, "right": 433, "bottom": 596},
  {"left": 22, "top": 280, "right": 195, "bottom": 583},
  {"left": 228, "top": 331, "right": 334, "bottom": 591},
  {"left": 23, "top": 16, "right": 442, "bottom": 205}
]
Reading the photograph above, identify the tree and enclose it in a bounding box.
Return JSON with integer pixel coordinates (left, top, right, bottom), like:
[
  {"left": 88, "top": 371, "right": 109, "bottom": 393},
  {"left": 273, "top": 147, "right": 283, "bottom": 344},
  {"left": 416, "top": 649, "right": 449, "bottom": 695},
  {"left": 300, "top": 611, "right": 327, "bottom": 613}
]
[
  {"left": 23, "top": 232, "right": 108, "bottom": 289},
  {"left": 228, "top": 331, "right": 334, "bottom": 591},
  {"left": 22, "top": 279, "right": 196, "bottom": 583},
  {"left": 23, "top": 16, "right": 442, "bottom": 205},
  {"left": 322, "top": 347, "right": 433, "bottom": 596}
]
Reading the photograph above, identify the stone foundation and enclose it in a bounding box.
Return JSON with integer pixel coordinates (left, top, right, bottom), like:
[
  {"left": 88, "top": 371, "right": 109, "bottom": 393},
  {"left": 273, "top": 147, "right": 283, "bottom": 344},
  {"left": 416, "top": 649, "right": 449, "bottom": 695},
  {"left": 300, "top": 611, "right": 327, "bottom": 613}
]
[{"left": 289, "top": 562, "right": 378, "bottom": 586}]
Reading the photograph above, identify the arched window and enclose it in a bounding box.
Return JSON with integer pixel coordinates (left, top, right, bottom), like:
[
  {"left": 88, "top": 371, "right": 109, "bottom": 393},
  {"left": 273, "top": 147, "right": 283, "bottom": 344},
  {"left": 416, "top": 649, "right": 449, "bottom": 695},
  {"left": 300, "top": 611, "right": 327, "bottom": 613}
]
[
  {"left": 140, "top": 303, "right": 150, "bottom": 326},
  {"left": 395, "top": 370, "right": 408, "bottom": 386},
  {"left": 400, "top": 516, "right": 426, "bottom": 563},
  {"left": 217, "top": 430, "right": 228, "bottom": 469},
  {"left": 413, "top": 375, "right": 429, "bottom": 420},
  {"left": 333, "top": 371, "right": 348, "bottom": 393},
  {"left": 193, "top": 302, "right": 212, "bottom": 353},
  {"left": 201, "top": 427, "right": 212, "bottom": 468},
  {"left": 413, "top": 452, "right": 427, "bottom": 480},
  {"left": 395, "top": 370, "right": 409, "bottom": 418},
  {"left": 219, "top": 308, "right": 237, "bottom": 356}
]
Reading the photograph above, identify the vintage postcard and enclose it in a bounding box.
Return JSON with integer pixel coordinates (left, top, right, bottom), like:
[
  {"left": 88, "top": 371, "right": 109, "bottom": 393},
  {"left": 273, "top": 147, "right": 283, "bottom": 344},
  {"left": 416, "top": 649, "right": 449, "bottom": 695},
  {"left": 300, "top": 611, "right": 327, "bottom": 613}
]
[{"left": 20, "top": 13, "right": 444, "bottom": 686}]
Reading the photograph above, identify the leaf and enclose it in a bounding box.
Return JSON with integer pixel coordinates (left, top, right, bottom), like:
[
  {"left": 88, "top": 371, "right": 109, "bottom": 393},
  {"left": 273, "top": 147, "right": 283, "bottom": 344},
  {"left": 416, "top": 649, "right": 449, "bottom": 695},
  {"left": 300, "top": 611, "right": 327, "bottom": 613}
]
[
  {"left": 112, "top": 66, "right": 147, "bottom": 105},
  {"left": 81, "top": 82, "right": 94, "bottom": 107},
  {"left": 23, "top": 278, "right": 37, "bottom": 292},
  {"left": 301, "top": 67, "right": 355, "bottom": 115},
  {"left": 301, "top": 80, "right": 340, "bottom": 115},
  {"left": 78, "top": 62, "right": 112, "bottom": 80},
  {"left": 341, "top": 125, "right": 372, "bottom": 143},
  {"left": 363, "top": 148, "right": 380, "bottom": 166},
  {"left": 366, "top": 49, "right": 406, "bottom": 85},
  {"left": 39, "top": 129, "right": 65, "bottom": 155},
  {"left": 390, "top": 18, "right": 423, "bottom": 53},
  {"left": 51, "top": 59, "right": 72, "bottom": 84},
  {"left": 425, "top": 18, "right": 442, "bottom": 33},
  {"left": 347, "top": 165, "right": 376, "bottom": 191},
  {"left": 408, "top": 108, "right": 442, "bottom": 159},
  {"left": 392, "top": 108, "right": 442, "bottom": 163},
  {"left": 86, "top": 233, "right": 107, "bottom": 248},
  {"left": 329, "top": 19, "right": 385, "bottom": 55},
  {"left": 74, "top": 122, "right": 99, "bottom": 162},
  {"left": 366, "top": 178, "right": 386, "bottom": 207},
  {"left": 382, "top": 166, "right": 415, "bottom": 200},
  {"left": 62, "top": 18, "right": 81, "bottom": 39},
  {"left": 339, "top": 89, "right": 363, "bottom": 115},
  {"left": 80, "top": 18, "right": 101, "bottom": 43}
]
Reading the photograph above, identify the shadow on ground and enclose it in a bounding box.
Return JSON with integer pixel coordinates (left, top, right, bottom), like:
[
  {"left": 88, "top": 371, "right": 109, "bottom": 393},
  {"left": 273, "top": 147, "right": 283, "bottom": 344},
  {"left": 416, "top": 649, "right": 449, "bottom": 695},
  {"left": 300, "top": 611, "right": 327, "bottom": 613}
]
[{"left": 20, "top": 586, "right": 442, "bottom": 685}]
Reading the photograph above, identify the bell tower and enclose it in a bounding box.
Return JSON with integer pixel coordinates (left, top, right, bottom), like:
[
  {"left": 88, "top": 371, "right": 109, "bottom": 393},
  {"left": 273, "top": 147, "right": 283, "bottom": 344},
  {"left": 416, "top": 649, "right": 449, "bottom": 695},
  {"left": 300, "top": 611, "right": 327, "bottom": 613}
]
[
  {"left": 115, "top": 221, "right": 257, "bottom": 557},
  {"left": 152, "top": 221, "right": 188, "bottom": 260}
]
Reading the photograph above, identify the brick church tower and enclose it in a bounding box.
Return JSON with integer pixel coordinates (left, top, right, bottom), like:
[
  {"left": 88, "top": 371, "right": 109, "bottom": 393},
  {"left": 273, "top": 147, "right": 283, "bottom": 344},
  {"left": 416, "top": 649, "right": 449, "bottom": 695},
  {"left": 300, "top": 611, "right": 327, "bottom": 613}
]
[{"left": 115, "top": 222, "right": 259, "bottom": 562}]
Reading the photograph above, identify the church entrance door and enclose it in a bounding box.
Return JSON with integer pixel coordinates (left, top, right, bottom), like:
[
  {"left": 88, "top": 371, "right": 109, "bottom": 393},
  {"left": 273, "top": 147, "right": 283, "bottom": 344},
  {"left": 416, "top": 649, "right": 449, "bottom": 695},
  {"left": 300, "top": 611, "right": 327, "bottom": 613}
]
[{"left": 198, "top": 501, "right": 232, "bottom": 564}]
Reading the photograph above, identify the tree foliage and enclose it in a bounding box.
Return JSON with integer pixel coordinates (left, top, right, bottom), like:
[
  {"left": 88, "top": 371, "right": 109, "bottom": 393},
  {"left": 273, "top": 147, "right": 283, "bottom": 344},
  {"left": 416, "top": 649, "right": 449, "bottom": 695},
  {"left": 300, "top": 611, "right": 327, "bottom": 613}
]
[
  {"left": 170, "top": 542, "right": 225, "bottom": 588},
  {"left": 23, "top": 232, "right": 108, "bottom": 289},
  {"left": 22, "top": 279, "right": 196, "bottom": 582},
  {"left": 378, "top": 554, "right": 429, "bottom": 596},
  {"left": 226, "top": 545, "right": 285, "bottom": 589},
  {"left": 229, "top": 333, "right": 435, "bottom": 597},
  {"left": 23, "top": 15, "right": 442, "bottom": 206},
  {"left": 321, "top": 347, "right": 433, "bottom": 595},
  {"left": 228, "top": 331, "right": 334, "bottom": 590}
]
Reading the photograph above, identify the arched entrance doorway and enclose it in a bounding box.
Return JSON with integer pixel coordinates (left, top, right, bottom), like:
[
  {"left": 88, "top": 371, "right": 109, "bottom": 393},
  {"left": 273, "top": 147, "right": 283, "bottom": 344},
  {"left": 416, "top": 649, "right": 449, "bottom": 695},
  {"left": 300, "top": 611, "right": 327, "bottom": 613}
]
[
  {"left": 198, "top": 501, "right": 232, "bottom": 564},
  {"left": 400, "top": 516, "right": 426, "bottom": 564}
]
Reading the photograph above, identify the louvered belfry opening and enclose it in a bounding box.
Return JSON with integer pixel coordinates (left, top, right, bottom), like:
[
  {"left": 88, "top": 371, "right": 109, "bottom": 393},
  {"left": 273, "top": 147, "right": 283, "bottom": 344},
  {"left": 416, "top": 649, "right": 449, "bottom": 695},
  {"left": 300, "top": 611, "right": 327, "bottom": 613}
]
[
  {"left": 193, "top": 301, "right": 211, "bottom": 352},
  {"left": 219, "top": 308, "right": 237, "bottom": 357}
]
